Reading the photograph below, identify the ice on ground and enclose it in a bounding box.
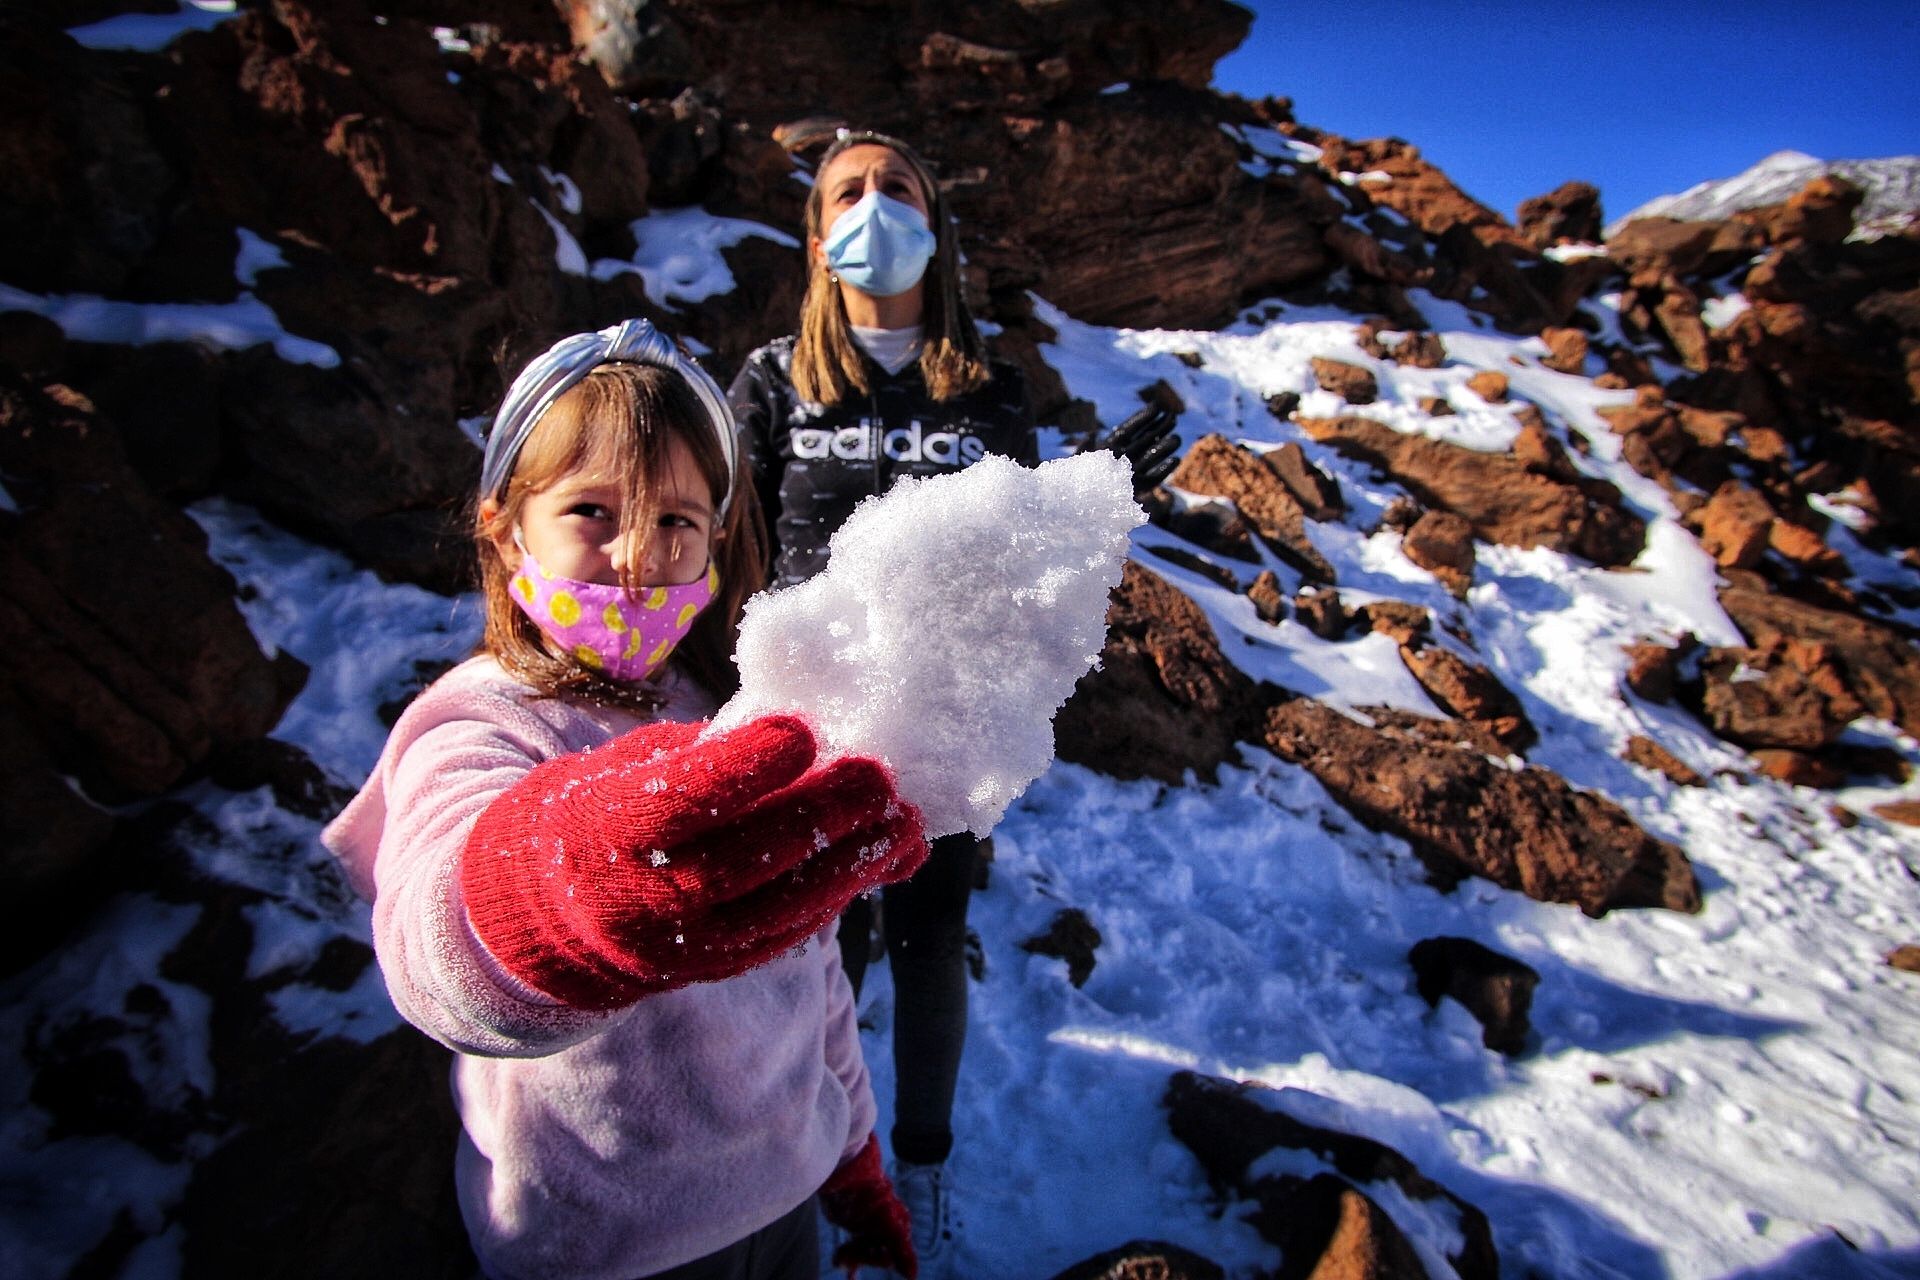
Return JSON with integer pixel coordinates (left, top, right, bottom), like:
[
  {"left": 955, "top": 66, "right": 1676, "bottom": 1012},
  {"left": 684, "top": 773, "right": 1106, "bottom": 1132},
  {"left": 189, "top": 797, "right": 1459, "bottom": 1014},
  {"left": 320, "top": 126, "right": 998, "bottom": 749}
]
[{"left": 713, "top": 451, "right": 1144, "bottom": 837}]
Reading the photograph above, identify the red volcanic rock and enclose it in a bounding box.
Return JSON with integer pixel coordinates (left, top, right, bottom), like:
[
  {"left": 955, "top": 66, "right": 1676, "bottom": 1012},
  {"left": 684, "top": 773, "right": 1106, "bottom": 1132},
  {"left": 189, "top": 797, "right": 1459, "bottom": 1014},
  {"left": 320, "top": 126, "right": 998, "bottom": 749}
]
[
  {"left": 1766, "top": 518, "right": 1848, "bottom": 578},
  {"left": 1888, "top": 945, "right": 1920, "bottom": 972},
  {"left": 1717, "top": 582, "right": 1920, "bottom": 741},
  {"left": 1872, "top": 801, "right": 1920, "bottom": 828},
  {"left": 1691, "top": 482, "right": 1777, "bottom": 570},
  {"left": 0, "top": 381, "right": 298, "bottom": 800},
  {"left": 1311, "top": 356, "right": 1380, "bottom": 405},
  {"left": 1409, "top": 936, "right": 1540, "bottom": 1055},
  {"left": 1168, "top": 434, "right": 1339, "bottom": 582},
  {"left": 1294, "top": 586, "right": 1351, "bottom": 640},
  {"left": 1261, "top": 441, "right": 1347, "bottom": 520},
  {"left": 1165, "top": 1071, "right": 1499, "bottom": 1280},
  {"left": 1397, "top": 642, "right": 1536, "bottom": 753},
  {"left": 1400, "top": 509, "right": 1476, "bottom": 596},
  {"left": 1310, "top": 133, "right": 1513, "bottom": 245},
  {"left": 1464, "top": 370, "right": 1508, "bottom": 403},
  {"left": 1539, "top": 326, "right": 1591, "bottom": 375},
  {"left": 0, "top": 380, "right": 301, "bottom": 955},
  {"left": 1517, "top": 181, "right": 1603, "bottom": 250},
  {"left": 1740, "top": 175, "right": 1865, "bottom": 249},
  {"left": 1262, "top": 698, "right": 1700, "bottom": 914},
  {"left": 1750, "top": 748, "right": 1847, "bottom": 789},
  {"left": 1248, "top": 570, "right": 1288, "bottom": 624},
  {"left": 1605, "top": 217, "right": 1764, "bottom": 279},
  {"left": 1301, "top": 416, "right": 1647, "bottom": 567},
  {"left": 1045, "top": 1243, "right": 1224, "bottom": 1280},
  {"left": 1623, "top": 638, "right": 1694, "bottom": 704},
  {"left": 1054, "top": 562, "right": 1269, "bottom": 784},
  {"left": 1622, "top": 735, "right": 1706, "bottom": 787}
]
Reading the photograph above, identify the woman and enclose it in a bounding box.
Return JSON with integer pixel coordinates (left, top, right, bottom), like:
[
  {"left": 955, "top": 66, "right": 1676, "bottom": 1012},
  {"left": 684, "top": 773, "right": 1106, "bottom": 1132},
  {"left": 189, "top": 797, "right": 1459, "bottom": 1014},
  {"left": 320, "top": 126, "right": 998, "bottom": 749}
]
[{"left": 727, "top": 130, "right": 1176, "bottom": 1273}]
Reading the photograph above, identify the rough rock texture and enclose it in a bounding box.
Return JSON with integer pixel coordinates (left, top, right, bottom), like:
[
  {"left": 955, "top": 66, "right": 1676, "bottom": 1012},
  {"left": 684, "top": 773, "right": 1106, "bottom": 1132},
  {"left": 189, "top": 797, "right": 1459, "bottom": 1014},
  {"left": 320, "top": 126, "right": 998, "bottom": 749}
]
[
  {"left": 1165, "top": 1071, "right": 1498, "bottom": 1280},
  {"left": 1311, "top": 356, "right": 1380, "bottom": 405},
  {"left": 1301, "top": 416, "right": 1647, "bottom": 567},
  {"left": 1054, "top": 562, "right": 1270, "bottom": 784},
  {"left": 1019, "top": 907, "right": 1103, "bottom": 988},
  {"left": 1166, "top": 433, "right": 1338, "bottom": 582},
  {"left": 1395, "top": 641, "right": 1536, "bottom": 753},
  {"left": 1261, "top": 699, "right": 1700, "bottom": 915},
  {"left": 1408, "top": 936, "right": 1540, "bottom": 1055},
  {"left": 1518, "top": 181, "right": 1603, "bottom": 250},
  {"left": 1045, "top": 1241, "right": 1226, "bottom": 1280},
  {"left": 1399, "top": 509, "right": 1476, "bottom": 596},
  {"left": 1621, "top": 735, "right": 1707, "bottom": 787},
  {"left": 0, "top": 380, "right": 303, "bottom": 967}
]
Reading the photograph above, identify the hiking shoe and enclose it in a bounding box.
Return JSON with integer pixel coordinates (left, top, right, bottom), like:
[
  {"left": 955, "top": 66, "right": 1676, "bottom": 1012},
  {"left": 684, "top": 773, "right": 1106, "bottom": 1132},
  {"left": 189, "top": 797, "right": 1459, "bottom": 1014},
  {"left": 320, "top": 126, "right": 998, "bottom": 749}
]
[{"left": 890, "top": 1159, "right": 955, "bottom": 1278}]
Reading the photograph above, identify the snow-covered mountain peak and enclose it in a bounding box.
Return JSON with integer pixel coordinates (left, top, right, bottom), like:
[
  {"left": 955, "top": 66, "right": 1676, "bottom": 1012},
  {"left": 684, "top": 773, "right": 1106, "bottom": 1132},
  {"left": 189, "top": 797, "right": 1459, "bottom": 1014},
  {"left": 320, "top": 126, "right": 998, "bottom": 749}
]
[{"left": 1609, "top": 148, "right": 1920, "bottom": 240}]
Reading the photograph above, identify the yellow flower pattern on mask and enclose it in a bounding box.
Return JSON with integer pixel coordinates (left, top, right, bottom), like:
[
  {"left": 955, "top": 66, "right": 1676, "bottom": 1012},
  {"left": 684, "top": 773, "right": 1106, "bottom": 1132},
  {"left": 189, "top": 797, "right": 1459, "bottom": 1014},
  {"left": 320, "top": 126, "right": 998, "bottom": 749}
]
[{"left": 507, "top": 547, "right": 719, "bottom": 683}]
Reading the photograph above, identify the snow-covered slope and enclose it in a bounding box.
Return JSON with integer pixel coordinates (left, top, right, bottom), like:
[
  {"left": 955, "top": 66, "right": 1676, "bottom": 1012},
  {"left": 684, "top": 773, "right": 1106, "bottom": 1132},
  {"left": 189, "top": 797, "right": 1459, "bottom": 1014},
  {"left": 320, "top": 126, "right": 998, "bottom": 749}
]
[{"left": 1608, "top": 149, "right": 1920, "bottom": 240}]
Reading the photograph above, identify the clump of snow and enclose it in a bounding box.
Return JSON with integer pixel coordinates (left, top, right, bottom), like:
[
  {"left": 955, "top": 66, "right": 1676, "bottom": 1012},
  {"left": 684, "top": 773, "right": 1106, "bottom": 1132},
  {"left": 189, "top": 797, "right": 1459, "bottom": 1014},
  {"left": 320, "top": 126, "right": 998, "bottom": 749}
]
[
  {"left": 591, "top": 207, "right": 799, "bottom": 311},
  {"left": 713, "top": 452, "right": 1143, "bottom": 836}
]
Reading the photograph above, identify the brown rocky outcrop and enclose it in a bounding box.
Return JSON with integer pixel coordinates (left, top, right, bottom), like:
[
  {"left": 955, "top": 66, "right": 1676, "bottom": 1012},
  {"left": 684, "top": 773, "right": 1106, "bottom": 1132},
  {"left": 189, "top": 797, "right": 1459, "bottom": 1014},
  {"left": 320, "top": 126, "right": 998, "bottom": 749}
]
[
  {"left": 1621, "top": 735, "right": 1706, "bottom": 788},
  {"left": 1709, "top": 580, "right": 1920, "bottom": 745},
  {"left": 1398, "top": 509, "right": 1475, "bottom": 596},
  {"left": 1046, "top": 1242, "right": 1225, "bottom": 1280},
  {"left": 1054, "top": 562, "right": 1270, "bottom": 784},
  {"left": 1301, "top": 416, "right": 1647, "bottom": 567},
  {"left": 1311, "top": 356, "right": 1380, "bottom": 405},
  {"left": 1261, "top": 699, "right": 1700, "bottom": 915},
  {"left": 1165, "top": 1071, "right": 1498, "bottom": 1280},
  {"left": 1395, "top": 642, "right": 1536, "bottom": 753},
  {"left": 1166, "top": 433, "right": 1338, "bottom": 582},
  {"left": 1518, "top": 181, "right": 1603, "bottom": 250},
  {"left": 0, "top": 380, "right": 300, "bottom": 945},
  {"left": 1408, "top": 936, "right": 1539, "bottom": 1055}
]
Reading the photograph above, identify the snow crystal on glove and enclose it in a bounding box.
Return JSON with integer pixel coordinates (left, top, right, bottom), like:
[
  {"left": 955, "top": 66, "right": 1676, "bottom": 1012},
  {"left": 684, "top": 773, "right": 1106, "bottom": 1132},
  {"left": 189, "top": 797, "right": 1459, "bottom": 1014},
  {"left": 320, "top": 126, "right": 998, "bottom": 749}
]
[{"left": 713, "top": 450, "right": 1142, "bottom": 837}]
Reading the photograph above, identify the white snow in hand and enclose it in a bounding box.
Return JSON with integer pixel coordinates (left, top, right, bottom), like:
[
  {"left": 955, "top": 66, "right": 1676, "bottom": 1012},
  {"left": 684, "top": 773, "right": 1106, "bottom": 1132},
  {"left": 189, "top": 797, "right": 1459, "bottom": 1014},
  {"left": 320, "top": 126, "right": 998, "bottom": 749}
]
[{"left": 714, "top": 451, "right": 1143, "bottom": 836}]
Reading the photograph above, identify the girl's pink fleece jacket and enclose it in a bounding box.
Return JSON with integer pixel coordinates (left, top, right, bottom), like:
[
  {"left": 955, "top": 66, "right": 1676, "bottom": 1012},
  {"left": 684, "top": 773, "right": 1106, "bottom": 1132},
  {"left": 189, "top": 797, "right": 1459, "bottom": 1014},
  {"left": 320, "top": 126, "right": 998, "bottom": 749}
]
[{"left": 322, "top": 656, "right": 875, "bottom": 1280}]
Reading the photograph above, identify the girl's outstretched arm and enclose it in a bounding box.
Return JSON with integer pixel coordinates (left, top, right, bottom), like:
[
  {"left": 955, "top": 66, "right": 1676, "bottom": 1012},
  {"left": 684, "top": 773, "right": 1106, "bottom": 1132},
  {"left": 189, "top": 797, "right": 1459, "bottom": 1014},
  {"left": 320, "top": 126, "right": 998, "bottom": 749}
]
[{"left": 460, "top": 715, "right": 928, "bottom": 1011}]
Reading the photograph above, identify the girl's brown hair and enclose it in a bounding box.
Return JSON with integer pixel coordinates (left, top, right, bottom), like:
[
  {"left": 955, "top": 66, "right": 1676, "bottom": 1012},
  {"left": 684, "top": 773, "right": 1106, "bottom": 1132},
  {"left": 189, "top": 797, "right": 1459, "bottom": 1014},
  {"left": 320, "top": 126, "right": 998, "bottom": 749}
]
[
  {"left": 474, "top": 362, "right": 766, "bottom": 709},
  {"left": 791, "top": 131, "right": 991, "bottom": 406}
]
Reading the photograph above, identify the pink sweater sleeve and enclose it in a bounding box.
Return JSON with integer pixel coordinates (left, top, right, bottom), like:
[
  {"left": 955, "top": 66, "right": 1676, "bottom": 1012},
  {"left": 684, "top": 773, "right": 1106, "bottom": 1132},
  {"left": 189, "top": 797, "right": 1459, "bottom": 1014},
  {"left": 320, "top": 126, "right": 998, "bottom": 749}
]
[
  {"left": 820, "top": 924, "right": 878, "bottom": 1164},
  {"left": 325, "top": 669, "right": 623, "bottom": 1056}
]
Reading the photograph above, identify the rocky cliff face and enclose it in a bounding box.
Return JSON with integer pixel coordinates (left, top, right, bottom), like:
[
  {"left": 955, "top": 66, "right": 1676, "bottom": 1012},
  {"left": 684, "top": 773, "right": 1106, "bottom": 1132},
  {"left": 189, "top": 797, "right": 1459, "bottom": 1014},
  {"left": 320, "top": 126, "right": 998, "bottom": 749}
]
[{"left": 3, "top": 2, "right": 1917, "bottom": 1277}]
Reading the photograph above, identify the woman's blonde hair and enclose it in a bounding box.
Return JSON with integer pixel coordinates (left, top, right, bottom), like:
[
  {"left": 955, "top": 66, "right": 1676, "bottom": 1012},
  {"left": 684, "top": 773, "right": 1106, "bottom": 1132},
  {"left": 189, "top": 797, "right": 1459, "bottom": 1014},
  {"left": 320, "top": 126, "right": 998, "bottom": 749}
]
[
  {"left": 791, "top": 130, "right": 991, "bottom": 406},
  {"left": 473, "top": 363, "right": 766, "bottom": 709}
]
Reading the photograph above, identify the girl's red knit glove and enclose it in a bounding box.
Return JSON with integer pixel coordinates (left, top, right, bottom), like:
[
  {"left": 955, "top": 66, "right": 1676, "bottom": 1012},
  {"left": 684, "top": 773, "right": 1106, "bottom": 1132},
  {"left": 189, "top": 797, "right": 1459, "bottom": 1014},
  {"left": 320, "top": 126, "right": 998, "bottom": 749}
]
[
  {"left": 460, "top": 714, "right": 927, "bottom": 1009},
  {"left": 819, "top": 1135, "right": 916, "bottom": 1279}
]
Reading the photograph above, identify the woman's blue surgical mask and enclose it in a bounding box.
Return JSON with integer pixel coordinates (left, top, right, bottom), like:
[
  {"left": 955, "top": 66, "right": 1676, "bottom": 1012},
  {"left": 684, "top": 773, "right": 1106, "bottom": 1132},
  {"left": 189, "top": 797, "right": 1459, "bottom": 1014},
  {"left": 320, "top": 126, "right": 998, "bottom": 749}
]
[{"left": 823, "top": 191, "right": 937, "bottom": 298}]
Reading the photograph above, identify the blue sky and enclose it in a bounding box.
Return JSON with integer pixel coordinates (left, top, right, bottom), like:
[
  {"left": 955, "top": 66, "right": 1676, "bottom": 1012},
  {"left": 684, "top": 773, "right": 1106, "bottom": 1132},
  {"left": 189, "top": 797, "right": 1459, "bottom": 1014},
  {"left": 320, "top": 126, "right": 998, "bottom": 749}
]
[{"left": 1212, "top": 1, "right": 1920, "bottom": 223}]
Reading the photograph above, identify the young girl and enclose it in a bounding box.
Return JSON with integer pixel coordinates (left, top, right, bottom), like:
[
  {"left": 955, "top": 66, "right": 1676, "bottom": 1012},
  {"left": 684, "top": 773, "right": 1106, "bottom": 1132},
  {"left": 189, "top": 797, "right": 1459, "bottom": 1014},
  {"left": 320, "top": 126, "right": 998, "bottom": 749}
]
[{"left": 323, "top": 318, "right": 924, "bottom": 1280}]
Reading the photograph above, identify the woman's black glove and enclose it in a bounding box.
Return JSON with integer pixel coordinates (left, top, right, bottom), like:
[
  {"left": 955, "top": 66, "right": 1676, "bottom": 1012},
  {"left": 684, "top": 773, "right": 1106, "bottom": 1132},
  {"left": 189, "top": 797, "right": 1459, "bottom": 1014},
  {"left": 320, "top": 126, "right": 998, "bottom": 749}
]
[{"left": 1092, "top": 404, "right": 1181, "bottom": 497}]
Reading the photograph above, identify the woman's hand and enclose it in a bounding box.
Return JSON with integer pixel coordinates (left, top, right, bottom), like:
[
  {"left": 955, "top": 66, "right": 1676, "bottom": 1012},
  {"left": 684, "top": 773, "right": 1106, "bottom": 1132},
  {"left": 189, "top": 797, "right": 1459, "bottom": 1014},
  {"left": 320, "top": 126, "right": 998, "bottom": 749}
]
[
  {"left": 1093, "top": 404, "right": 1180, "bottom": 496},
  {"left": 460, "top": 715, "right": 928, "bottom": 1009}
]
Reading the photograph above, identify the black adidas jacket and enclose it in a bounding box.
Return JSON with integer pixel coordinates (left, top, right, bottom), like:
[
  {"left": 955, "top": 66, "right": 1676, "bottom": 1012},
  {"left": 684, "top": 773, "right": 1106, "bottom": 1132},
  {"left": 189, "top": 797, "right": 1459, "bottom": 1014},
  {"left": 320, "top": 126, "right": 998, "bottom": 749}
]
[{"left": 728, "top": 335, "right": 1038, "bottom": 587}]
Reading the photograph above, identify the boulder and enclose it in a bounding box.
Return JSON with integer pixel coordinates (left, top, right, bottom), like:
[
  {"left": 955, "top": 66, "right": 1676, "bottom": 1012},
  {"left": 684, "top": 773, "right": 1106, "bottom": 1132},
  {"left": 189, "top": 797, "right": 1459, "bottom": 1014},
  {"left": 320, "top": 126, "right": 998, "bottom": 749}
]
[
  {"left": 1167, "top": 434, "right": 1338, "bottom": 582},
  {"left": 1888, "top": 945, "right": 1920, "bottom": 973},
  {"left": 1046, "top": 1242, "right": 1225, "bottom": 1280},
  {"left": 1538, "top": 326, "right": 1591, "bottom": 375},
  {"left": 1396, "top": 642, "right": 1536, "bottom": 753},
  {"left": 1464, "top": 370, "right": 1508, "bottom": 403},
  {"left": 1262, "top": 441, "right": 1347, "bottom": 520},
  {"left": 1408, "top": 936, "right": 1539, "bottom": 1055},
  {"left": 1691, "top": 481, "right": 1776, "bottom": 570},
  {"left": 1301, "top": 416, "right": 1647, "bottom": 567},
  {"left": 1055, "top": 562, "right": 1270, "bottom": 784},
  {"left": 1312, "top": 356, "right": 1380, "bottom": 405},
  {"left": 1398, "top": 509, "right": 1475, "bottom": 596},
  {"left": 1165, "top": 1071, "right": 1497, "bottom": 1280},
  {"left": 1019, "top": 908, "right": 1103, "bottom": 988},
  {"left": 1261, "top": 699, "right": 1700, "bottom": 915},
  {"left": 1621, "top": 735, "right": 1706, "bottom": 788},
  {"left": 1517, "top": 181, "right": 1603, "bottom": 250},
  {"left": 1716, "top": 582, "right": 1920, "bottom": 741}
]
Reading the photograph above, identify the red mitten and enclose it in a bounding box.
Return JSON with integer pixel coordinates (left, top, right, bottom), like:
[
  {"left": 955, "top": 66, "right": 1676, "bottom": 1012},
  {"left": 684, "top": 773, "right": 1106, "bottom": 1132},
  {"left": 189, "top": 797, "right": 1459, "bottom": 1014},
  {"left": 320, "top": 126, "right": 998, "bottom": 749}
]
[
  {"left": 819, "top": 1135, "right": 916, "bottom": 1279},
  {"left": 460, "top": 715, "right": 928, "bottom": 1008}
]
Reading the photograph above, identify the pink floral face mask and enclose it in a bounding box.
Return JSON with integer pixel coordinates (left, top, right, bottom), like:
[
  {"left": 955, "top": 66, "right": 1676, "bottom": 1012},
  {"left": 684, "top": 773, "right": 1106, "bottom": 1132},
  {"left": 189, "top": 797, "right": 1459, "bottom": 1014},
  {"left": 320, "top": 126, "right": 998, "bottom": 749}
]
[{"left": 509, "top": 545, "right": 718, "bottom": 683}]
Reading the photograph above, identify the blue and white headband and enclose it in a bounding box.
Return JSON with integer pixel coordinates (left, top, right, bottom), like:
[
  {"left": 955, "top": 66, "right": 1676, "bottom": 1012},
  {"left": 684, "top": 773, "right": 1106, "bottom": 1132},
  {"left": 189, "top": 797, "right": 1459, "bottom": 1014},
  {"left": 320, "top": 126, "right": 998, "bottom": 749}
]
[{"left": 479, "top": 318, "right": 738, "bottom": 516}]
